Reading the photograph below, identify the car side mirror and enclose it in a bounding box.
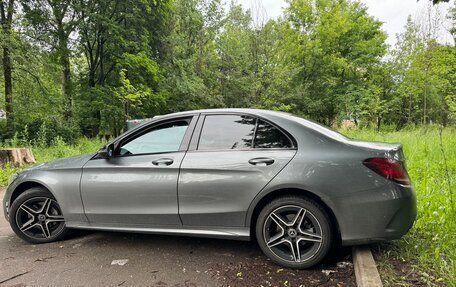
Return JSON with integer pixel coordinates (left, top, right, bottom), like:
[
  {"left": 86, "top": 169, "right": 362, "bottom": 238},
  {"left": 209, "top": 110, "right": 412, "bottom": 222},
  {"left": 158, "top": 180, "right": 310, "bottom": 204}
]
[{"left": 97, "top": 143, "right": 114, "bottom": 159}]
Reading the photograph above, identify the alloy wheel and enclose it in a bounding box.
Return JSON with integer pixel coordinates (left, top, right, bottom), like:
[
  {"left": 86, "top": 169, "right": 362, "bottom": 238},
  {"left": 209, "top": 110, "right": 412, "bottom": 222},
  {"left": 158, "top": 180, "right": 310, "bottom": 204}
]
[
  {"left": 15, "top": 197, "right": 65, "bottom": 240},
  {"left": 263, "top": 205, "right": 323, "bottom": 263}
]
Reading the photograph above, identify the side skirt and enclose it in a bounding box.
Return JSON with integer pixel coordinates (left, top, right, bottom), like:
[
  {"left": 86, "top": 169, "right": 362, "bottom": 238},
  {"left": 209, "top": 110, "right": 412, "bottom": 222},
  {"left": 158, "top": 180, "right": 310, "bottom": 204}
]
[{"left": 66, "top": 223, "right": 251, "bottom": 241}]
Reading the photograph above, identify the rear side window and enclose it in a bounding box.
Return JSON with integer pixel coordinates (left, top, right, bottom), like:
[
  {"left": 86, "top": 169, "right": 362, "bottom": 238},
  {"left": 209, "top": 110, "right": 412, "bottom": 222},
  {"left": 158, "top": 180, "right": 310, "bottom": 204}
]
[
  {"left": 198, "top": 115, "right": 256, "bottom": 150},
  {"left": 254, "top": 119, "right": 293, "bottom": 149}
]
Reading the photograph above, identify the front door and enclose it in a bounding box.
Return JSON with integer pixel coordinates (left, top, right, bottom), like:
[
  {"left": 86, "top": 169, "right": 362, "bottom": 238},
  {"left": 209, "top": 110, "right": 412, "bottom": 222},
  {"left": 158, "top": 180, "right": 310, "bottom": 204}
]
[{"left": 81, "top": 116, "right": 195, "bottom": 226}]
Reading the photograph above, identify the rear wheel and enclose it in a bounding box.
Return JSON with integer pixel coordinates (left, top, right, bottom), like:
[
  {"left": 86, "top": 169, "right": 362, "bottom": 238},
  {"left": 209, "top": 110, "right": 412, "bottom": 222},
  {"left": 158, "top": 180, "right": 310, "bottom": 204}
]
[
  {"left": 9, "top": 187, "right": 68, "bottom": 244},
  {"left": 256, "top": 196, "right": 332, "bottom": 269}
]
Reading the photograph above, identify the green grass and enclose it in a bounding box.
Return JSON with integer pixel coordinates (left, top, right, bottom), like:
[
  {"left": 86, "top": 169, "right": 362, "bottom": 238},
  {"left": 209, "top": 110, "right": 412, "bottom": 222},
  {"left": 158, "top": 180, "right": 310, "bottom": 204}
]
[
  {"left": 343, "top": 127, "right": 456, "bottom": 286},
  {"left": 1, "top": 128, "right": 455, "bottom": 285}
]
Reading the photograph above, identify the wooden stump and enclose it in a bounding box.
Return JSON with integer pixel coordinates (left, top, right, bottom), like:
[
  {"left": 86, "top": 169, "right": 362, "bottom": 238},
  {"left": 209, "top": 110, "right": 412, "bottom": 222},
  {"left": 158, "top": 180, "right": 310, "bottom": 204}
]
[{"left": 0, "top": 148, "right": 36, "bottom": 167}]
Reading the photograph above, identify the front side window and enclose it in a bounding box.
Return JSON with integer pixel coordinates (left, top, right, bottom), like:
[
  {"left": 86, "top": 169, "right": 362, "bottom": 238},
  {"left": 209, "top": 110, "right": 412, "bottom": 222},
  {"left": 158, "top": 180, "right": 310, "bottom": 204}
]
[
  {"left": 119, "top": 120, "right": 189, "bottom": 155},
  {"left": 254, "top": 119, "right": 293, "bottom": 149},
  {"left": 198, "top": 115, "right": 256, "bottom": 150}
]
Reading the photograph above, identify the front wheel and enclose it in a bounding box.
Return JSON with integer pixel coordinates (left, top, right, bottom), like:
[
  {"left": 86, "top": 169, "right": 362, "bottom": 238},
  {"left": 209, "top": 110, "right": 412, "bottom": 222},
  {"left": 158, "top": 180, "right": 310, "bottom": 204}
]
[
  {"left": 9, "top": 187, "right": 68, "bottom": 244},
  {"left": 256, "top": 196, "right": 333, "bottom": 269}
]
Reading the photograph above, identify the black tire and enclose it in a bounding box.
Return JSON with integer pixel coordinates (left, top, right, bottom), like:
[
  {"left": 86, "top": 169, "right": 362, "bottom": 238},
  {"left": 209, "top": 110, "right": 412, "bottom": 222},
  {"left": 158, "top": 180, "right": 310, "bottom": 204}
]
[
  {"left": 255, "top": 195, "right": 332, "bottom": 269},
  {"left": 9, "top": 187, "right": 68, "bottom": 244}
]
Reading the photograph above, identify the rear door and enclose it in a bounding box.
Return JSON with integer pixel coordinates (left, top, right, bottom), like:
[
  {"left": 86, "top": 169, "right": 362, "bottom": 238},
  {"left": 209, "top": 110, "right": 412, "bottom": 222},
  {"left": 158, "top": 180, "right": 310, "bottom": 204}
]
[{"left": 178, "top": 113, "right": 296, "bottom": 227}]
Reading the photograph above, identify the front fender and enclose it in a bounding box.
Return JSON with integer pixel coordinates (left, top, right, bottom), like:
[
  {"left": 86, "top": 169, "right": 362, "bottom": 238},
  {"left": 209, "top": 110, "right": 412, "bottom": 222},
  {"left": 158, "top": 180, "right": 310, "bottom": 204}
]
[{"left": 4, "top": 169, "right": 88, "bottom": 226}]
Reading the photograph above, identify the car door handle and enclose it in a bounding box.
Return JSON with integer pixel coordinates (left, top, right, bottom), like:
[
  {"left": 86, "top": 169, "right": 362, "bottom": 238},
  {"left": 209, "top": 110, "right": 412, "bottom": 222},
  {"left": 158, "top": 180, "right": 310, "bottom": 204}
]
[
  {"left": 152, "top": 158, "right": 174, "bottom": 166},
  {"left": 248, "top": 157, "right": 275, "bottom": 166}
]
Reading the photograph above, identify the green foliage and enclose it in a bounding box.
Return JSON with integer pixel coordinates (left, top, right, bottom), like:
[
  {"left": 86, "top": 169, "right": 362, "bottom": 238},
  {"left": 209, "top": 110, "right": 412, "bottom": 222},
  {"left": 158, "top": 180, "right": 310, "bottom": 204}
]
[
  {"left": 277, "top": 0, "right": 387, "bottom": 124},
  {"left": 0, "top": 163, "right": 23, "bottom": 187},
  {"left": 70, "top": 0, "right": 172, "bottom": 137},
  {"left": 345, "top": 127, "right": 456, "bottom": 285},
  {"left": 160, "top": 0, "right": 224, "bottom": 112},
  {"left": 0, "top": 137, "right": 107, "bottom": 186},
  {"left": 2, "top": 118, "right": 80, "bottom": 147},
  {"left": 2, "top": 0, "right": 455, "bottom": 139},
  {"left": 385, "top": 17, "right": 456, "bottom": 128}
]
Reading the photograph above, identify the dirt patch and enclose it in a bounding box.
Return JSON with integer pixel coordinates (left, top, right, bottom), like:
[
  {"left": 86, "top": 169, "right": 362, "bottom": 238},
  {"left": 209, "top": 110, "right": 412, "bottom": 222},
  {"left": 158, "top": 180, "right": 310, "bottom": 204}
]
[
  {"left": 207, "top": 248, "right": 355, "bottom": 287},
  {"left": 371, "top": 243, "right": 445, "bottom": 287},
  {"left": 0, "top": 226, "right": 356, "bottom": 287}
]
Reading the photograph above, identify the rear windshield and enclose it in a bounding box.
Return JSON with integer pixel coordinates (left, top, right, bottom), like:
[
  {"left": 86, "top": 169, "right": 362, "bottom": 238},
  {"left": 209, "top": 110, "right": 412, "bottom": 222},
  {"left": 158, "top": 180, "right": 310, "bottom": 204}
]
[{"left": 286, "top": 114, "right": 349, "bottom": 141}]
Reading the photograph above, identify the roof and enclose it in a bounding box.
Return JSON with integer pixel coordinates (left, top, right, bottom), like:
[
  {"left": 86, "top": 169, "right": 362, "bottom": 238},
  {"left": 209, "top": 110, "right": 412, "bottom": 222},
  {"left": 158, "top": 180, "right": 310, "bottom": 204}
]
[
  {"left": 160, "top": 108, "right": 347, "bottom": 141},
  {"left": 161, "top": 108, "right": 291, "bottom": 118}
]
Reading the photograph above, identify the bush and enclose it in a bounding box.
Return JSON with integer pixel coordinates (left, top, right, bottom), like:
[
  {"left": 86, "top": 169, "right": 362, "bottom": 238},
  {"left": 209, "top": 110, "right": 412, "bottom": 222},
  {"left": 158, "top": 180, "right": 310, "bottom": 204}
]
[{"left": 5, "top": 118, "right": 82, "bottom": 147}]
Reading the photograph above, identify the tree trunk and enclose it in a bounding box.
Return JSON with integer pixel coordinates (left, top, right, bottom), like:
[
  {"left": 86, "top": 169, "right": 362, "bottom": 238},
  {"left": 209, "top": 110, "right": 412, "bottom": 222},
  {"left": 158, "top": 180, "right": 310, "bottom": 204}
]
[
  {"left": 62, "top": 43, "right": 72, "bottom": 120},
  {"left": 2, "top": 42, "right": 13, "bottom": 136},
  {"left": 0, "top": 148, "right": 36, "bottom": 167},
  {"left": 1, "top": 0, "right": 15, "bottom": 137},
  {"left": 57, "top": 22, "right": 72, "bottom": 120}
]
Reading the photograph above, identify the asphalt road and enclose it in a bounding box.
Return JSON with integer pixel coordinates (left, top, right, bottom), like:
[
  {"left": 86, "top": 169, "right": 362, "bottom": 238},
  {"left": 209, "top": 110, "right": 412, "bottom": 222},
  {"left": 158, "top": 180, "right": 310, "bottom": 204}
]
[{"left": 0, "top": 188, "right": 355, "bottom": 287}]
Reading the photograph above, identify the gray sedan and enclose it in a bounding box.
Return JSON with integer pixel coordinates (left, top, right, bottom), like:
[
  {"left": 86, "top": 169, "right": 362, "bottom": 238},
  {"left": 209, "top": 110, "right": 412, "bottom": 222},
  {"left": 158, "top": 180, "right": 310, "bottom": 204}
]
[{"left": 3, "top": 109, "right": 416, "bottom": 268}]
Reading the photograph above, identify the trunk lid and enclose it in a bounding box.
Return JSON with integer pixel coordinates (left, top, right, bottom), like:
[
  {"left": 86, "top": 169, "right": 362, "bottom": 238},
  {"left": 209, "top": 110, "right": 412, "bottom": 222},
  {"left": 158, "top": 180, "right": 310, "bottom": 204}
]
[{"left": 347, "top": 140, "right": 405, "bottom": 161}]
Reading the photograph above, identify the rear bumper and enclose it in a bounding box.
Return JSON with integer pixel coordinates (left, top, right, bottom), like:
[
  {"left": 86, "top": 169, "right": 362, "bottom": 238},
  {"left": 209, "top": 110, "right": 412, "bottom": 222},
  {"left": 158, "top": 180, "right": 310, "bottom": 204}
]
[{"left": 332, "top": 183, "right": 417, "bottom": 246}]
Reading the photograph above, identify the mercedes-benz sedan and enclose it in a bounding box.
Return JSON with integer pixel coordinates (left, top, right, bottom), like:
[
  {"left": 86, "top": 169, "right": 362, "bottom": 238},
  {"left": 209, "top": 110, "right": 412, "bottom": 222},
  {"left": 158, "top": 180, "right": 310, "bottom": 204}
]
[{"left": 3, "top": 109, "right": 416, "bottom": 268}]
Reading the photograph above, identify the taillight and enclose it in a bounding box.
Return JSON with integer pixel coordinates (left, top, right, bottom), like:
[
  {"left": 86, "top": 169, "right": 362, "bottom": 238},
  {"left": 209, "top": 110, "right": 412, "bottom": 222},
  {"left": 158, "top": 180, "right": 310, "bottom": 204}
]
[{"left": 363, "top": 157, "right": 411, "bottom": 185}]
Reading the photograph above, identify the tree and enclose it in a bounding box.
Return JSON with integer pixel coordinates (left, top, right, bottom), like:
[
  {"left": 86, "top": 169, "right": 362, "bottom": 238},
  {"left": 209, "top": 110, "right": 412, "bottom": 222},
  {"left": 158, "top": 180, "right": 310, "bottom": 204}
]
[
  {"left": 0, "top": 0, "right": 15, "bottom": 136},
  {"left": 279, "top": 0, "right": 387, "bottom": 125},
  {"left": 217, "top": 3, "right": 254, "bottom": 107},
  {"left": 161, "top": 0, "right": 224, "bottom": 112},
  {"left": 389, "top": 13, "right": 455, "bottom": 127},
  {"left": 76, "top": 0, "right": 171, "bottom": 136},
  {"left": 22, "top": 0, "right": 78, "bottom": 120},
  {"left": 1, "top": 0, "right": 454, "bottom": 141}
]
